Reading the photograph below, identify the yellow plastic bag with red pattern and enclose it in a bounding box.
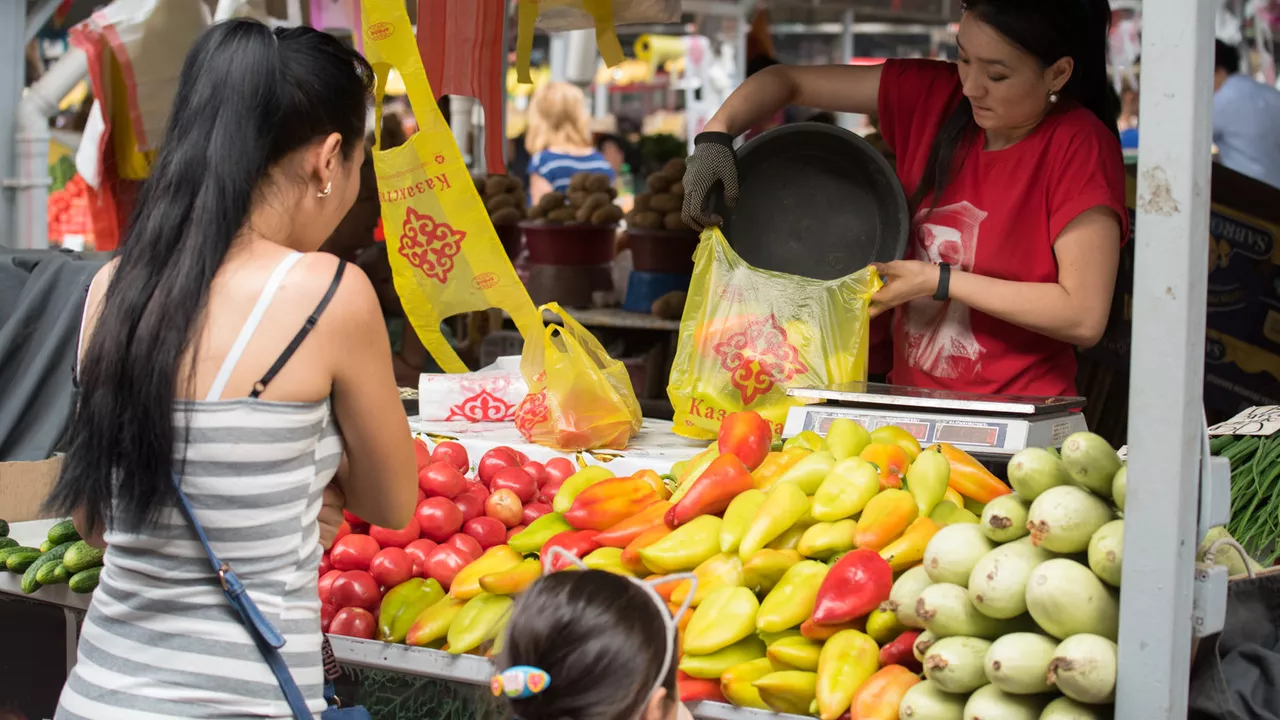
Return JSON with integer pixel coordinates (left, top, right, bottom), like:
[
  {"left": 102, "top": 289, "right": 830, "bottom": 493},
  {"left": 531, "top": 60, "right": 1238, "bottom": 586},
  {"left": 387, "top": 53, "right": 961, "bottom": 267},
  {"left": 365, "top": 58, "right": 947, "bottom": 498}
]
[
  {"left": 362, "top": 0, "right": 543, "bottom": 373},
  {"left": 668, "top": 228, "right": 882, "bottom": 441},
  {"left": 514, "top": 303, "right": 642, "bottom": 451}
]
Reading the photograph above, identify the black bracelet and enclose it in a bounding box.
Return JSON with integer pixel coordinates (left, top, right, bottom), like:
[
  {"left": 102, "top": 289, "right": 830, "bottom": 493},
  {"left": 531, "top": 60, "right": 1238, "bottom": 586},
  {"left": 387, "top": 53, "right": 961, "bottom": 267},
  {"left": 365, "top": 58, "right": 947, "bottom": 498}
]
[
  {"left": 694, "top": 131, "right": 736, "bottom": 150},
  {"left": 933, "top": 262, "right": 951, "bottom": 301}
]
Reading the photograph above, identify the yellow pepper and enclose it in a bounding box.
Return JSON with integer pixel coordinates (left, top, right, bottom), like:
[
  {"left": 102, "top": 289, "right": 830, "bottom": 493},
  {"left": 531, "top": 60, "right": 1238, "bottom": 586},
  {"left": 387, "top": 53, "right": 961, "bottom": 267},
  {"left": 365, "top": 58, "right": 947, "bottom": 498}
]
[
  {"left": 767, "top": 635, "right": 824, "bottom": 671},
  {"left": 811, "top": 457, "right": 881, "bottom": 522},
  {"left": 757, "top": 560, "right": 829, "bottom": 633},
  {"left": 774, "top": 451, "right": 837, "bottom": 495},
  {"left": 377, "top": 578, "right": 444, "bottom": 644},
  {"left": 404, "top": 596, "right": 466, "bottom": 647},
  {"left": 878, "top": 516, "right": 942, "bottom": 572},
  {"left": 670, "top": 552, "right": 744, "bottom": 607},
  {"left": 754, "top": 671, "right": 818, "bottom": 715},
  {"left": 906, "top": 447, "right": 951, "bottom": 518},
  {"left": 446, "top": 593, "right": 514, "bottom": 655},
  {"left": 797, "top": 520, "right": 858, "bottom": 560},
  {"left": 479, "top": 557, "right": 542, "bottom": 595},
  {"left": 864, "top": 607, "right": 908, "bottom": 645},
  {"left": 551, "top": 466, "right": 616, "bottom": 514},
  {"left": 449, "top": 545, "right": 522, "bottom": 600},
  {"left": 783, "top": 430, "right": 825, "bottom": 452},
  {"left": 582, "top": 547, "right": 632, "bottom": 575},
  {"left": 815, "top": 629, "right": 880, "bottom": 720},
  {"left": 739, "top": 483, "right": 809, "bottom": 559},
  {"left": 683, "top": 586, "right": 759, "bottom": 655},
  {"left": 753, "top": 447, "right": 810, "bottom": 490},
  {"left": 824, "top": 418, "right": 872, "bottom": 461},
  {"left": 742, "top": 549, "right": 803, "bottom": 595},
  {"left": 678, "top": 635, "right": 767, "bottom": 679},
  {"left": 720, "top": 658, "right": 774, "bottom": 710},
  {"left": 639, "top": 515, "right": 721, "bottom": 574},
  {"left": 719, "top": 489, "right": 767, "bottom": 554}
]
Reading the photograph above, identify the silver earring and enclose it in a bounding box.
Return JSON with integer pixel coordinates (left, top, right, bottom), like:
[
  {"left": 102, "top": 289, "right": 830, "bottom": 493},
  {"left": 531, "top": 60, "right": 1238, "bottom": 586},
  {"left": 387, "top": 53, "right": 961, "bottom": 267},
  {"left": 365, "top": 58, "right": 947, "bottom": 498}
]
[
  {"left": 1049, "top": 91, "right": 1060, "bottom": 104},
  {"left": 317, "top": 181, "right": 332, "bottom": 198}
]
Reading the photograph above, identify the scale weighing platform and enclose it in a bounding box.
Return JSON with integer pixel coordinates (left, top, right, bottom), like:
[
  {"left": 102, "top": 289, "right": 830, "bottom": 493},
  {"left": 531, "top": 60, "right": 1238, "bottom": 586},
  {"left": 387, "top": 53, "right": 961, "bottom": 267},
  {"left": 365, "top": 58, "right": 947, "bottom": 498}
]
[{"left": 782, "top": 382, "right": 1087, "bottom": 468}]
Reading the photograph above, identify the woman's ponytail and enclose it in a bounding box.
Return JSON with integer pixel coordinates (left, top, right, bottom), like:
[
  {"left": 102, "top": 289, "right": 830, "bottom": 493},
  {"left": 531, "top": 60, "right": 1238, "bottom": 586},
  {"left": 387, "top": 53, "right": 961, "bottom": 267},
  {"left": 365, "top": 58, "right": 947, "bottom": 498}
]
[{"left": 48, "top": 20, "right": 372, "bottom": 533}]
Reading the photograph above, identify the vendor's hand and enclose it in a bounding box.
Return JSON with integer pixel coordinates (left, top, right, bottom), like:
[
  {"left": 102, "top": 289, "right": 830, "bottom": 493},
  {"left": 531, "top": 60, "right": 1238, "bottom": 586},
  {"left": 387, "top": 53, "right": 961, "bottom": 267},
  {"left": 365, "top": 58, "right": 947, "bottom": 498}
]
[
  {"left": 681, "top": 132, "right": 740, "bottom": 230},
  {"left": 319, "top": 481, "right": 347, "bottom": 550},
  {"left": 869, "top": 260, "right": 942, "bottom": 319}
]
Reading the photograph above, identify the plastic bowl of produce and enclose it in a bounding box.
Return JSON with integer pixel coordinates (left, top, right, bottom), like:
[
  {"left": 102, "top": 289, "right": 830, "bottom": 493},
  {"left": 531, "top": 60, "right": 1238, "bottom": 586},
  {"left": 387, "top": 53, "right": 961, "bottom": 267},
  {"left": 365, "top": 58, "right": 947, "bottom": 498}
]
[
  {"left": 521, "top": 222, "right": 618, "bottom": 266},
  {"left": 494, "top": 224, "right": 522, "bottom": 259},
  {"left": 626, "top": 227, "right": 700, "bottom": 275}
]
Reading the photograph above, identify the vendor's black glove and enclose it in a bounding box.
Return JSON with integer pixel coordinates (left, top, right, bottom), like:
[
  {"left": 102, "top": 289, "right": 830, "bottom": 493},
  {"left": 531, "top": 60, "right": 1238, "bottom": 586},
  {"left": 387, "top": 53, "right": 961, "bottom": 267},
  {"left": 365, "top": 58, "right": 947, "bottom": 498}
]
[{"left": 681, "top": 132, "right": 739, "bottom": 230}]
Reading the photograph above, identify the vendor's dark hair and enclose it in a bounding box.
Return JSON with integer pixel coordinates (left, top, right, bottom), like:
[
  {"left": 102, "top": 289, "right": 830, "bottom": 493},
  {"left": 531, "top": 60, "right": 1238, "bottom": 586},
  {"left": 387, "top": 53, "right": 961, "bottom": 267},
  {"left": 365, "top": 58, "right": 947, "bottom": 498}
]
[
  {"left": 911, "top": 0, "right": 1118, "bottom": 210},
  {"left": 47, "top": 20, "right": 372, "bottom": 532},
  {"left": 498, "top": 571, "right": 678, "bottom": 720},
  {"left": 1215, "top": 40, "right": 1240, "bottom": 74}
]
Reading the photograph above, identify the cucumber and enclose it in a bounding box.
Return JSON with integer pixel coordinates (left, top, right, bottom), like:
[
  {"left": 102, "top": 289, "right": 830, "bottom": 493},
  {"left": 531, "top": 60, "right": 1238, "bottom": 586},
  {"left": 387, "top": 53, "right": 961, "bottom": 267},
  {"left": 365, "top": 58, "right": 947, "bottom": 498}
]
[
  {"left": 47, "top": 519, "right": 81, "bottom": 546},
  {"left": 69, "top": 566, "right": 101, "bottom": 594},
  {"left": 5, "top": 548, "right": 43, "bottom": 573},
  {"left": 0, "top": 545, "right": 35, "bottom": 568},
  {"left": 63, "top": 541, "right": 105, "bottom": 573},
  {"left": 36, "top": 560, "right": 69, "bottom": 586},
  {"left": 0, "top": 538, "right": 17, "bottom": 551},
  {"left": 21, "top": 541, "right": 75, "bottom": 594},
  {"left": 0, "top": 519, "right": 8, "bottom": 537},
  {"left": 39, "top": 539, "right": 53, "bottom": 553}
]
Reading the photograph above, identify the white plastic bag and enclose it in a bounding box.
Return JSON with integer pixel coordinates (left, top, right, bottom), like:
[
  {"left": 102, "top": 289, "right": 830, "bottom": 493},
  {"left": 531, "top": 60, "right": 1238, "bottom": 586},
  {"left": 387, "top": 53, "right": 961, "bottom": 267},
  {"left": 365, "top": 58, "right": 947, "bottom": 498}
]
[{"left": 418, "top": 357, "right": 529, "bottom": 423}]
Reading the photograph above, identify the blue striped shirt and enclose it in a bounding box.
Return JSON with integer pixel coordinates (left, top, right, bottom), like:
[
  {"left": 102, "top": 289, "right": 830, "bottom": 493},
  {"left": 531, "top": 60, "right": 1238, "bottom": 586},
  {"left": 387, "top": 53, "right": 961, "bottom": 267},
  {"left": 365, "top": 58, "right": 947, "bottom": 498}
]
[{"left": 529, "top": 150, "right": 615, "bottom": 195}]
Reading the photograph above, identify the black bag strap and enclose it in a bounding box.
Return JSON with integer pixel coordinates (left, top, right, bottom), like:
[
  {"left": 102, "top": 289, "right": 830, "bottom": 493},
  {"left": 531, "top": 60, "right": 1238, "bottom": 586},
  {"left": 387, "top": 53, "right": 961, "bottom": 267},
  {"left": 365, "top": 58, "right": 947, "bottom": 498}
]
[{"left": 251, "top": 260, "right": 347, "bottom": 399}]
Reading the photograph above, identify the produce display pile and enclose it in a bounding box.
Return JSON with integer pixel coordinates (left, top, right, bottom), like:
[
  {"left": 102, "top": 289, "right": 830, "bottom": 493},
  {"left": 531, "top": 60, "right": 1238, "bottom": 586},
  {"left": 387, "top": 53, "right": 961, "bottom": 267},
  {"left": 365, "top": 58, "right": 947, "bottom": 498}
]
[
  {"left": 0, "top": 518, "right": 105, "bottom": 595},
  {"left": 1211, "top": 432, "right": 1280, "bottom": 564},
  {"left": 525, "top": 172, "right": 625, "bottom": 226},
  {"left": 625, "top": 158, "right": 692, "bottom": 232},
  {"left": 316, "top": 410, "right": 1131, "bottom": 720}
]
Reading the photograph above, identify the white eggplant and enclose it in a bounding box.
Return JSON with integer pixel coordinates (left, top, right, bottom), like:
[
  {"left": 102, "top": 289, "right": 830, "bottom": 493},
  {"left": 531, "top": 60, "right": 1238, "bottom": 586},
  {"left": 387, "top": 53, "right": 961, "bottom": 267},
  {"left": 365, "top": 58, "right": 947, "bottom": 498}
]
[
  {"left": 923, "top": 636, "right": 993, "bottom": 694},
  {"left": 968, "top": 540, "right": 1053, "bottom": 620},
  {"left": 890, "top": 565, "right": 934, "bottom": 629},
  {"left": 916, "top": 583, "right": 1008, "bottom": 639},
  {"left": 963, "top": 684, "right": 1051, "bottom": 720},
  {"left": 981, "top": 494, "right": 1031, "bottom": 543},
  {"left": 1040, "top": 696, "right": 1114, "bottom": 720},
  {"left": 1024, "top": 559, "right": 1119, "bottom": 640},
  {"left": 1047, "top": 634, "right": 1118, "bottom": 704},
  {"left": 1060, "top": 432, "right": 1121, "bottom": 499},
  {"left": 984, "top": 632, "right": 1058, "bottom": 694},
  {"left": 925, "top": 524, "right": 995, "bottom": 587},
  {"left": 1008, "top": 447, "right": 1071, "bottom": 501},
  {"left": 1027, "top": 486, "right": 1114, "bottom": 554},
  {"left": 899, "top": 679, "right": 967, "bottom": 720},
  {"left": 1087, "top": 520, "right": 1124, "bottom": 588}
]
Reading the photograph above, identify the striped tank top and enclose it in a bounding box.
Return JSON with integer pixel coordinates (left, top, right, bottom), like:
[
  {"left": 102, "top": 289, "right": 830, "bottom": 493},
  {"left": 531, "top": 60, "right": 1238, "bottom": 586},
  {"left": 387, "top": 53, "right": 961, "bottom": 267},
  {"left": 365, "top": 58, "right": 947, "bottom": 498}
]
[
  {"left": 528, "top": 149, "right": 616, "bottom": 195},
  {"left": 56, "top": 253, "right": 345, "bottom": 719}
]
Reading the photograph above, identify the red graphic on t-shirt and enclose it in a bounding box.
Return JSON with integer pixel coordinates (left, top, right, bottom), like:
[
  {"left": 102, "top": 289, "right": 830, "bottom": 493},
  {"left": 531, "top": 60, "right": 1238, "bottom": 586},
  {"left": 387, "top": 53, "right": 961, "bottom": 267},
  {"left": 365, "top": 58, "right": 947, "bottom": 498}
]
[
  {"left": 514, "top": 391, "right": 550, "bottom": 440},
  {"left": 398, "top": 207, "right": 465, "bottom": 283},
  {"left": 713, "top": 314, "right": 809, "bottom": 405},
  {"left": 904, "top": 201, "right": 988, "bottom": 379},
  {"left": 447, "top": 389, "right": 516, "bottom": 422}
]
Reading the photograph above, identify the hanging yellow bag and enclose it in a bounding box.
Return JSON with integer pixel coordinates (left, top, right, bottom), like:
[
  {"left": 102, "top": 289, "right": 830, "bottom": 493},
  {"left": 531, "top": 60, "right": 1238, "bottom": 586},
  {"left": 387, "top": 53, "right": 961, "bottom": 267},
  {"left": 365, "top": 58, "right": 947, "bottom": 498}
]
[
  {"left": 668, "top": 228, "right": 882, "bottom": 441},
  {"left": 362, "top": 0, "right": 542, "bottom": 373},
  {"left": 514, "top": 303, "right": 642, "bottom": 451},
  {"left": 514, "top": 0, "right": 682, "bottom": 83}
]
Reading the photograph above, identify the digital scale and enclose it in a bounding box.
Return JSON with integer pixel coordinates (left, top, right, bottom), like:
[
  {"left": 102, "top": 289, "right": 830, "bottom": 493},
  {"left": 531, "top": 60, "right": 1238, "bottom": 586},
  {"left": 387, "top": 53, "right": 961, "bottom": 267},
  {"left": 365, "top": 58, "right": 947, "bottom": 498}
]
[{"left": 782, "top": 382, "right": 1088, "bottom": 468}]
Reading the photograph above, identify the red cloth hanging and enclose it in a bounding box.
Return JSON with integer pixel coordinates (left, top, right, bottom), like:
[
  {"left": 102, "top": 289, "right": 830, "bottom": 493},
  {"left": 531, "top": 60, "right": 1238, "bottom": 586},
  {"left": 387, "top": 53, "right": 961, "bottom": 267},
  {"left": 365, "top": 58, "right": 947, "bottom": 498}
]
[{"left": 416, "top": 0, "right": 508, "bottom": 174}]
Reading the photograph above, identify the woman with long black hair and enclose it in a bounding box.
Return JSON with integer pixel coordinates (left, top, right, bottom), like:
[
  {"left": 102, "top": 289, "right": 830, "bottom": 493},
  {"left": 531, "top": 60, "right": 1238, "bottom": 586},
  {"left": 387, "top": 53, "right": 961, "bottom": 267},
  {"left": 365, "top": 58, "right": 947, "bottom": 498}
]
[
  {"left": 47, "top": 20, "right": 417, "bottom": 717},
  {"left": 682, "top": 0, "right": 1126, "bottom": 399}
]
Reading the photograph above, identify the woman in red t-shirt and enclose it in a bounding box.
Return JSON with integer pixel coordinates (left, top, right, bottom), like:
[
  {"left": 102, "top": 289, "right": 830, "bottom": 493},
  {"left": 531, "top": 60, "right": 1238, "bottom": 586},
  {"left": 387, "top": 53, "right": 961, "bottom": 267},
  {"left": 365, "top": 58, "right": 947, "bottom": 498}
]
[{"left": 681, "top": 0, "right": 1126, "bottom": 398}]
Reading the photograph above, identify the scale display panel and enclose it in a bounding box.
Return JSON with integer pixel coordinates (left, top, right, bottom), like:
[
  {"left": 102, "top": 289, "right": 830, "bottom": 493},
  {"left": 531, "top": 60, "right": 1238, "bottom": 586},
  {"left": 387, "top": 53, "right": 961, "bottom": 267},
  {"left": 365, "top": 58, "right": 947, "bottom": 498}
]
[{"left": 796, "top": 409, "right": 1011, "bottom": 449}]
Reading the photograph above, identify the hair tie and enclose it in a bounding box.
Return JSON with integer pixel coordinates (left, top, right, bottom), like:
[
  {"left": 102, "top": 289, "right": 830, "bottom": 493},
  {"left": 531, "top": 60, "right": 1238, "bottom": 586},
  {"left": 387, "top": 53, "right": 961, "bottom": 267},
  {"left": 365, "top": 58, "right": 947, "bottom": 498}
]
[{"left": 492, "top": 665, "right": 552, "bottom": 699}]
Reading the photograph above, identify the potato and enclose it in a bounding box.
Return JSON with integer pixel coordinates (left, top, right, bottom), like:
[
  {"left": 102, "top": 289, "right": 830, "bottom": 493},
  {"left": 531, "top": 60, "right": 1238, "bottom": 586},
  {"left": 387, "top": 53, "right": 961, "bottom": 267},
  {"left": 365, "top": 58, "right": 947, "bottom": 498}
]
[
  {"left": 669, "top": 181, "right": 685, "bottom": 197},
  {"left": 485, "top": 193, "right": 518, "bottom": 213},
  {"left": 505, "top": 175, "right": 524, "bottom": 194},
  {"left": 607, "top": 186, "right": 619, "bottom": 200},
  {"left": 567, "top": 190, "right": 589, "bottom": 208},
  {"left": 569, "top": 172, "right": 590, "bottom": 191},
  {"left": 651, "top": 290, "right": 687, "bottom": 319},
  {"left": 591, "top": 205, "right": 625, "bottom": 225},
  {"left": 575, "top": 204, "right": 596, "bottom": 223},
  {"left": 646, "top": 173, "right": 675, "bottom": 193},
  {"left": 630, "top": 211, "right": 663, "bottom": 230},
  {"left": 585, "top": 174, "right": 613, "bottom": 193},
  {"left": 663, "top": 212, "right": 687, "bottom": 231},
  {"left": 490, "top": 207, "right": 522, "bottom": 226},
  {"left": 649, "top": 193, "right": 681, "bottom": 214},
  {"left": 663, "top": 158, "right": 687, "bottom": 177},
  {"left": 537, "top": 191, "right": 566, "bottom": 211},
  {"left": 529, "top": 204, "right": 547, "bottom": 219},
  {"left": 546, "top": 207, "right": 577, "bottom": 223},
  {"left": 484, "top": 175, "right": 509, "bottom": 198},
  {"left": 584, "top": 192, "right": 612, "bottom": 211},
  {"left": 634, "top": 193, "right": 653, "bottom": 212},
  {"left": 472, "top": 174, "right": 487, "bottom": 194}
]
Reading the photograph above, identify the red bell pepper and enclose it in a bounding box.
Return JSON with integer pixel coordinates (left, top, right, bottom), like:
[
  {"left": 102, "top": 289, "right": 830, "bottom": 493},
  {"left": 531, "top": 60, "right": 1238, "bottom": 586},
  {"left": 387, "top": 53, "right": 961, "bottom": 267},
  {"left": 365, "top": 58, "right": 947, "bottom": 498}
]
[
  {"left": 877, "top": 629, "right": 922, "bottom": 674},
  {"left": 595, "top": 501, "right": 672, "bottom": 548},
  {"left": 666, "top": 454, "right": 756, "bottom": 529},
  {"left": 678, "top": 670, "right": 727, "bottom": 703},
  {"left": 811, "top": 549, "right": 894, "bottom": 626},
  {"left": 718, "top": 411, "right": 774, "bottom": 470},
  {"left": 540, "top": 530, "right": 601, "bottom": 572}
]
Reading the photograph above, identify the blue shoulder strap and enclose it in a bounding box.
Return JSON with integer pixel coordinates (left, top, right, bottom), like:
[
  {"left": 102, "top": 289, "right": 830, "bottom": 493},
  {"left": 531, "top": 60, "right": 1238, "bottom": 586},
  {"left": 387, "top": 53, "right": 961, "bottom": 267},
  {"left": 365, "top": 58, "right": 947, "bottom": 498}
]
[{"left": 170, "top": 474, "right": 314, "bottom": 719}]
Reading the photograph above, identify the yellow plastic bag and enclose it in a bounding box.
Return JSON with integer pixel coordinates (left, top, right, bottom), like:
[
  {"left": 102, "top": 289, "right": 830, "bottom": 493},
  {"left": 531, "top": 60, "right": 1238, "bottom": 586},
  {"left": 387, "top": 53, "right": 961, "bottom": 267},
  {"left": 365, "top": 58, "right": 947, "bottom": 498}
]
[
  {"left": 668, "top": 228, "right": 883, "bottom": 441},
  {"left": 362, "top": 0, "right": 542, "bottom": 373},
  {"left": 514, "top": 303, "right": 642, "bottom": 451},
  {"left": 515, "top": 0, "right": 680, "bottom": 83}
]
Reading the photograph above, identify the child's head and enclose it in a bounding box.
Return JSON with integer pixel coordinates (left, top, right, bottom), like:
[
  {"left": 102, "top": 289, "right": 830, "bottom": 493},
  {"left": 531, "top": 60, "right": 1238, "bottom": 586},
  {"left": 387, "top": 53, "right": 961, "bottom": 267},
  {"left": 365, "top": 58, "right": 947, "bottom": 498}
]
[{"left": 496, "top": 570, "right": 680, "bottom": 720}]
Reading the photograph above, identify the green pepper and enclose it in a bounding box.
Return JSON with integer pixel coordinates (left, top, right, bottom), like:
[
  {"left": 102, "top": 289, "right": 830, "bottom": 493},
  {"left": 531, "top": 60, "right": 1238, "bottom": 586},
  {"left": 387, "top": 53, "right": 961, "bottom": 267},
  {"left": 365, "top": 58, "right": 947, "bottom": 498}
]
[
  {"left": 378, "top": 578, "right": 445, "bottom": 643},
  {"left": 508, "top": 512, "right": 574, "bottom": 554},
  {"left": 446, "top": 593, "right": 514, "bottom": 655}
]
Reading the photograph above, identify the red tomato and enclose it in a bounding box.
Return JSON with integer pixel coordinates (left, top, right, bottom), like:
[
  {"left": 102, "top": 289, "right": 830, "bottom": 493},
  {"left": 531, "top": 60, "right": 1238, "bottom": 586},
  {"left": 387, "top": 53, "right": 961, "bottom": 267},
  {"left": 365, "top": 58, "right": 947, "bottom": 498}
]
[
  {"left": 403, "top": 539, "right": 438, "bottom": 577},
  {"left": 522, "top": 502, "right": 553, "bottom": 525},
  {"left": 507, "top": 524, "right": 527, "bottom": 541},
  {"left": 318, "top": 569, "right": 343, "bottom": 605},
  {"left": 431, "top": 441, "right": 470, "bottom": 474},
  {"left": 413, "top": 437, "right": 433, "bottom": 471},
  {"left": 319, "top": 552, "right": 332, "bottom": 576},
  {"left": 418, "top": 462, "right": 467, "bottom": 499},
  {"left": 415, "top": 497, "right": 464, "bottom": 543},
  {"left": 368, "top": 520, "right": 420, "bottom": 549},
  {"left": 465, "top": 481, "right": 490, "bottom": 504},
  {"left": 333, "top": 521, "right": 352, "bottom": 545},
  {"left": 424, "top": 544, "right": 471, "bottom": 589},
  {"left": 330, "top": 570, "right": 382, "bottom": 610},
  {"left": 538, "top": 478, "right": 566, "bottom": 504},
  {"left": 369, "top": 547, "right": 415, "bottom": 588},
  {"left": 454, "top": 493, "right": 484, "bottom": 523},
  {"left": 329, "top": 607, "right": 375, "bottom": 639},
  {"left": 544, "top": 457, "right": 577, "bottom": 486},
  {"left": 521, "top": 461, "right": 548, "bottom": 486},
  {"left": 342, "top": 510, "right": 369, "bottom": 534},
  {"left": 463, "top": 517, "right": 507, "bottom": 549},
  {"left": 485, "top": 488, "right": 524, "bottom": 528},
  {"left": 330, "top": 534, "right": 381, "bottom": 572},
  {"left": 478, "top": 447, "right": 521, "bottom": 487},
  {"left": 446, "top": 533, "right": 484, "bottom": 560},
  {"left": 491, "top": 467, "right": 538, "bottom": 504},
  {"left": 321, "top": 602, "right": 336, "bottom": 633},
  {"left": 417, "top": 487, "right": 426, "bottom": 503},
  {"left": 510, "top": 449, "right": 530, "bottom": 465}
]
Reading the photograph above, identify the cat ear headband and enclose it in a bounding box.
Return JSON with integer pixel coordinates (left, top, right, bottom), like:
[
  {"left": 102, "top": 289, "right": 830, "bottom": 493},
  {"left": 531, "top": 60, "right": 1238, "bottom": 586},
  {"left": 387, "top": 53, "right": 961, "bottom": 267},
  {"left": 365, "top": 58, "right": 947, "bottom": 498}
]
[{"left": 490, "top": 546, "right": 698, "bottom": 711}]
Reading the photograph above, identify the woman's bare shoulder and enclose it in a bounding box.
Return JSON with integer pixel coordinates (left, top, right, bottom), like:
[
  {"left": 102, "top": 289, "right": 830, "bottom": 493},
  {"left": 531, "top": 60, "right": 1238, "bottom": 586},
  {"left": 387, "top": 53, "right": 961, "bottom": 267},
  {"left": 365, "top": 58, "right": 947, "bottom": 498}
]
[{"left": 291, "top": 251, "right": 382, "bottom": 330}]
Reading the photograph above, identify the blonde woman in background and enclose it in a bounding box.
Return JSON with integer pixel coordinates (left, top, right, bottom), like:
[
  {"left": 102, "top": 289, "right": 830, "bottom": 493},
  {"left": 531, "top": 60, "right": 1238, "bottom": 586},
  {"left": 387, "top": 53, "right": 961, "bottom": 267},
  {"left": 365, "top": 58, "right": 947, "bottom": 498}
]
[{"left": 526, "top": 81, "right": 615, "bottom": 204}]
